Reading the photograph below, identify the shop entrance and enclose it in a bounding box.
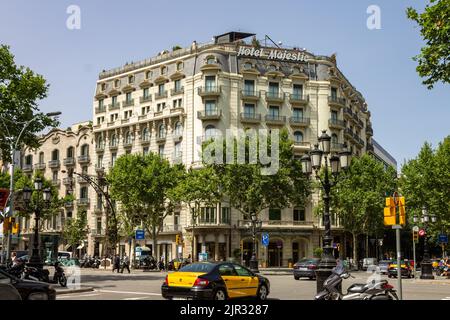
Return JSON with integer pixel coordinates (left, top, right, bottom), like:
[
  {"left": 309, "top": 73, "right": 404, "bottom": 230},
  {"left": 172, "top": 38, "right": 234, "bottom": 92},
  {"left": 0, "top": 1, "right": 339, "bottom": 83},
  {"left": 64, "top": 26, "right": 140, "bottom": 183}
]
[{"left": 268, "top": 241, "right": 283, "bottom": 267}]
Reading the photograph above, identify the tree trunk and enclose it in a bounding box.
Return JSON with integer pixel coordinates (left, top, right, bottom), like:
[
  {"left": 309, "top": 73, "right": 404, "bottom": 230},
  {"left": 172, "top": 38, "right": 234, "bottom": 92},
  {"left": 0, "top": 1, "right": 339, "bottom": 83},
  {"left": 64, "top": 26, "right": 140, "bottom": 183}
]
[
  {"left": 365, "top": 234, "right": 369, "bottom": 258},
  {"left": 152, "top": 225, "right": 157, "bottom": 261},
  {"left": 352, "top": 232, "right": 358, "bottom": 270}
]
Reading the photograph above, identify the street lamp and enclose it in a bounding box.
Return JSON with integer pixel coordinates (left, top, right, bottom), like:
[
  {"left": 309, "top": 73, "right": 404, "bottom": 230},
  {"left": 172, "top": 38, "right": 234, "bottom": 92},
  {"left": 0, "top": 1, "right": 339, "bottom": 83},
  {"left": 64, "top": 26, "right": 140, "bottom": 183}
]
[
  {"left": 23, "top": 177, "right": 52, "bottom": 269},
  {"left": 414, "top": 206, "right": 436, "bottom": 279},
  {"left": 301, "top": 131, "right": 351, "bottom": 293},
  {"left": 249, "top": 213, "right": 263, "bottom": 273}
]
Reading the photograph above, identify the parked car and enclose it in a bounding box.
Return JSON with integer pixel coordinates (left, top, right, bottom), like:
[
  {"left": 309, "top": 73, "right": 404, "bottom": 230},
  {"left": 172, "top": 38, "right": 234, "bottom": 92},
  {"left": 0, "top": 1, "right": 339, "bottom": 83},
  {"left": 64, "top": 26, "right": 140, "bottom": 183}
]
[
  {"left": 0, "top": 283, "right": 22, "bottom": 300},
  {"left": 362, "top": 258, "right": 378, "bottom": 271},
  {"left": 388, "top": 260, "right": 413, "bottom": 278},
  {"left": 0, "top": 268, "right": 56, "bottom": 300},
  {"left": 378, "top": 260, "right": 392, "bottom": 275},
  {"left": 293, "top": 258, "right": 320, "bottom": 280},
  {"left": 161, "top": 262, "right": 270, "bottom": 300}
]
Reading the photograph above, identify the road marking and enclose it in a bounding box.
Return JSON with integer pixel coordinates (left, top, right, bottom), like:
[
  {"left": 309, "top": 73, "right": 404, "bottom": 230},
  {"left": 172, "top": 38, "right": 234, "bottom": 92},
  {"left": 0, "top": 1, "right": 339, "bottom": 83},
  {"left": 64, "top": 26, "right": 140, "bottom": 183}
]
[
  {"left": 58, "top": 293, "right": 100, "bottom": 299},
  {"left": 442, "top": 297, "right": 450, "bottom": 300},
  {"left": 97, "top": 289, "right": 161, "bottom": 296},
  {"left": 122, "top": 296, "right": 153, "bottom": 300}
]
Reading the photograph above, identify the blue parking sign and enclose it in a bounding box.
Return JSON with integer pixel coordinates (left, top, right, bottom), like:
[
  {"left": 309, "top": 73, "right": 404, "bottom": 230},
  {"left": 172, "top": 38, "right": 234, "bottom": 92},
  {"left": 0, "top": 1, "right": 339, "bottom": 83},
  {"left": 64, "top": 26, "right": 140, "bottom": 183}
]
[
  {"left": 439, "top": 234, "right": 448, "bottom": 244},
  {"left": 262, "top": 233, "right": 269, "bottom": 247},
  {"left": 135, "top": 230, "right": 145, "bottom": 240}
]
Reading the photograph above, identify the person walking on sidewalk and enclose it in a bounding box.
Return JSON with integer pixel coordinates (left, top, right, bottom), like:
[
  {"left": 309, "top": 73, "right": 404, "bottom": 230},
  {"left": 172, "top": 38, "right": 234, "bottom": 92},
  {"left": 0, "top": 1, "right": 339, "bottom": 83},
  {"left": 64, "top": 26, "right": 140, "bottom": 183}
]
[
  {"left": 121, "top": 253, "right": 130, "bottom": 274},
  {"left": 112, "top": 254, "right": 120, "bottom": 273}
]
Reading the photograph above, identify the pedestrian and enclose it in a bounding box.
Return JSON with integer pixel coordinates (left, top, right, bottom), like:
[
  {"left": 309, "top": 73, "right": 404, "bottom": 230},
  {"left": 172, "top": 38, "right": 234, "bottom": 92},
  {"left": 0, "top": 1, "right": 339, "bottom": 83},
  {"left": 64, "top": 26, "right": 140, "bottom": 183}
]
[
  {"left": 113, "top": 254, "right": 120, "bottom": 273},
  {"left": 121, "top": 253, "right": 130, "bottom": 274}
]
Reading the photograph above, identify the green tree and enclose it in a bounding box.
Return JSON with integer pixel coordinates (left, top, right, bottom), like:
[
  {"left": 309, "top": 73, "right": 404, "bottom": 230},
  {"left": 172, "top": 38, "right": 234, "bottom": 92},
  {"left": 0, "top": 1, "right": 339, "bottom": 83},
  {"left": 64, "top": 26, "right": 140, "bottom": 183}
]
[
  {"left": 406, "top": 0, "right": 450, "bottom": 89},
  {"left": 62, "top": 210, "right": 89, "bottom": 256},
  {"left": 108, "top": 153, "right": 184, "bottom": 259},
  {"left": 0, "top": 45, "right": 59, "bottom": 161},
  {"left": 333, "top": 154, "right": 397, "bottom": 264},
  {"left": 172, "top": 167, "right": 222, "bottom": 261}
]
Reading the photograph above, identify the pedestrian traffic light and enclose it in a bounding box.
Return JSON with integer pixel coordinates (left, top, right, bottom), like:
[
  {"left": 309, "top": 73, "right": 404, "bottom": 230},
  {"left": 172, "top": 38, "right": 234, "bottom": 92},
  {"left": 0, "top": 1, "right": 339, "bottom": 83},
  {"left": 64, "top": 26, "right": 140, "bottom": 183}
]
[{"left": 384, "top": 197, "right": 396, "bottom": 226}]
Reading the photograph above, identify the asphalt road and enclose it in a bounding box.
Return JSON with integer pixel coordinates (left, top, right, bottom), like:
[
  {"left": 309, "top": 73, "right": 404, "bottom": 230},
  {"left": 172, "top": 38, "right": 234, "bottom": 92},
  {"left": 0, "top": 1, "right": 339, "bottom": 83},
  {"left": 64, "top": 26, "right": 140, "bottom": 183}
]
[{"left": 56, "top": 269, "right": 450, "bottom": 300}]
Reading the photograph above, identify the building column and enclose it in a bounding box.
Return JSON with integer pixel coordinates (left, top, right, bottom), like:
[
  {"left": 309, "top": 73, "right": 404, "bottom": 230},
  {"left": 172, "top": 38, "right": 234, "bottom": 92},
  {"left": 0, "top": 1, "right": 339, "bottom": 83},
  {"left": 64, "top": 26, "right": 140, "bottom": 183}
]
[{"left": 214, "top": 235, "right": 219, "bottom": 261}]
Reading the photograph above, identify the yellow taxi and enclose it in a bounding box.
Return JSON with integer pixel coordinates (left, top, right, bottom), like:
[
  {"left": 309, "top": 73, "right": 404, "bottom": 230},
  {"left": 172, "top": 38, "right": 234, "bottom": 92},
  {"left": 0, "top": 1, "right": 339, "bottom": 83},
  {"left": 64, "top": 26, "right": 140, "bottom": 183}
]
[
  {"left": 161, "top": 262, "right": 270, "bottom": 300},
  {"left": 388, "top": 260, "right": 413, "bottom": 278}
]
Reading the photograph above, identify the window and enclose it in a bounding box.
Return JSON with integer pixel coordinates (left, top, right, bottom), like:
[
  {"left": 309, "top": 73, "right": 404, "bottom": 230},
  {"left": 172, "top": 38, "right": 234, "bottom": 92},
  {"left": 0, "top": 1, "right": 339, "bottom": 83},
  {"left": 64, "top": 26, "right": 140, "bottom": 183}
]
[
  {"left": 200, "top": 207, "right": 216, "bottom": 223},
  {"left": 244, "top": 104, "right": 255, "bottom": 117},
  {"left": 174, "top": 79, "right": 181, "bottom": 92},
  {"left": 244, "top": 80, "right": 255, "bottom": 95},
  {"left": 269, "top": 208, "right": 281, "bottom": 220},
  {"left": 157, "top": 102, "right": 166, "bottom": 112},
  {"left": 96, "top": 217, "right": 102, "bottom": 233},
  {"left": 161, "top": 66, "right": 167, "bottom": 75},
  {"left": 177, "top": 62, "right": 183, "bottom": 71},
  {"left": 331, "top": 87, "right": 337, "bottom": 99},
  {"left": 97, "top": 194, "right": 102, "bottom": 209},
  {"left": 158, "top": 124, "right": 166, "bottom": 138},
  {"left": 174, "top": 122, "right": 183, "bottom": 136},
  {"left": 101, "top": 83, "right": 106, "bottom": 91},
  {"left": 125, "top": 131, "right": 132, "bottom": 145},
  {"left": 219, "top": 264, "right": 237, "bottom": 276},
  {"left": 98, "top": 99, "right": 104, "bottom": 109},
  {"left": 158, "top": 144, "right": 165, "bottom": 157},
  {"left": 146, "top": 71, "right": 152, "bottom": 79},
  {"left": 66, "top": 212, "right": 72, "bottom": 219},
  {"left": 110, "top": 134, "right": 118, "bottom": 147},
  {"left": 126, "top": 92, "right": 132, "bottom": 103},
  {"left": 174, "top": 141, "right": 181, "bottom": 157},
  {"left": 331, "top": 110, "right": 338, "bottom": 121},
  {"left": 143, "top": 88, "right": 150, "bottom": 99},
  {"left": 268, "top": 82, "right": 279, "bottom": 97},
  {"left": 268, "top": 106, "right": 280, "bottom": 118},
  {"left": 128, "top": 75, "right": 134, "bottom": 84},
  {"left": 25, "top": 155, "right": 33, "bottom": 165},
  {"left": 97, "top": 155, "right": 103, "bottom": 168},
  {"left": 81, "top": 144, "right": 89, "bottom": 156},
  {"left": 205, "top": 76, "right": 216, "bottom": 91},
  {"left": 331, "top": 134, "right": 338, "bottom": 144},
  {"left": 206, "top": 56, "right": 216, "bottom": 65},
  {"left": 39, "top": 152, "right": 44, "bottom": 163},
  {"left": 243, "top": 62, "right": 252, "bottom": 69},
  {"left": 158, "top": 83, "right": 165, "bottom": 96},
  {"left": 114, "top": 79, "right": 120, "bottom": 88},
  {"left": 111, "top": 152, "right": 117, "bottom": 166},
  {"left": 97, "top": 136, "right": 104, "bottom": 149},
  {"left": 293, "top": 108, "right": 304, "bottom": 120},
  {"left": 205, "top": 125, "right": 216, "bottom": 140},
  {"left": 67, "top": 147, "right": 73, "bottom": 158},
  {"left": 294, "top": 131, "right": 303, "bottom": 143},
  {"left": 80, "top": 186, "right": 88, "bottom": 199},
  {"left": 221, "top": 207, "right": 230, "bottom": 224},
  {"left": 82, "top": 166, "right": 88, "bottom": 175},
  {"left": 143, "top": 146, "right": 149, "bottom": 155},
  {"left": 52, "top": 171, "right": 58, "bottom": 181},
  {"left": 51, "top": 149, "right": 59, "bottom": 161},
  {"left": 124, "top": 110, "right": 132, "bottom": 119},
  {"left": 174, "top": 212, "right": 180, "bottom": 226},
  {"left": 142, "top": 127, "right": 150, "bottom": 141},
  {"left": 112, "top": 95, "right": 118, "bottom": 105},
  {"left": 233, "top": 264, "right": 252, "bottom": 276},
  {"left": 293, "top": 208, "right": 305, "bottom": 221},
  {"left": 205, "top": 100, "right": 216, "bottom": 115},
  {"left": 293, "top": 84, "right": 303, "bottom": 99}
]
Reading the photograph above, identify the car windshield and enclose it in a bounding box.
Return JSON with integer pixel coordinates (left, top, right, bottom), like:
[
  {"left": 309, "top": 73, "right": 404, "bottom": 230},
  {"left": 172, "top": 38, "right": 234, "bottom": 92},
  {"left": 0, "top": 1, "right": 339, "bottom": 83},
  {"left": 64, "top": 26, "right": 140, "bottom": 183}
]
[
  {"left": 178, "top": 263, "right": 215, "bottom": 273},
  {"left": 298, "top": 259, "right": 318, "bottom": 264}
]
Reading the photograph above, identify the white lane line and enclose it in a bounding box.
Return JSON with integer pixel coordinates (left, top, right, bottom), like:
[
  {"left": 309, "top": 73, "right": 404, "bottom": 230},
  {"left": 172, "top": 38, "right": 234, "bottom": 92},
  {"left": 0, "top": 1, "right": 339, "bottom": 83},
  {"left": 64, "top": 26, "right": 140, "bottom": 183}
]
[
  {"left": 122, "top": 296, "right": 153, "bottom": 300},
  {"left": 97, "top": 289, "right": 162, "bottom": 296},
  {"left": 442, "top": 297, "right": 450, "bottom": 300},
  {"left": 58, "top": 293, "right": 100, "bottom": 299}
]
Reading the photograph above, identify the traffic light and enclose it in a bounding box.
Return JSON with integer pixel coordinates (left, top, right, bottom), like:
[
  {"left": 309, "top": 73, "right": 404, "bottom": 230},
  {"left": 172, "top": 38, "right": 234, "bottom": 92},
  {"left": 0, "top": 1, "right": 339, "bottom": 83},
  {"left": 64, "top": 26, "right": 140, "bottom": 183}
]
[
  {"left": 413, "top": 230, "right": 419, "bottom": 242},
  {"left": 398, "top": 197, "right": 406, "bottom": 225},
  {"left": 2, "top": 216, "right": 10, "bottom": 233},
  {"left": 175, "top": 234, "right": 180, "bottom": 245},
  {"left": 384, "top": 197, "right": 396, "bottom": 226},
  {"left": 12, "top": 223, "right": 19, "bottom": 235}
]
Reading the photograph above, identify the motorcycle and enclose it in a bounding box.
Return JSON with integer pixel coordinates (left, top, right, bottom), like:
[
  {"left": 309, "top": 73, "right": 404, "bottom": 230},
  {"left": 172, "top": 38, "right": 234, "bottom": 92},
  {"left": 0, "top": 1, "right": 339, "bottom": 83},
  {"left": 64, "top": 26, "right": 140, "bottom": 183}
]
[
  {"left": 92, "top": 257, "right": 101, "bottom": 269},
  {"left": 5, "top": 261, "right": 26, "bottom": 279},
  {"left": 140, "top": 256, "right": 157, "bottom": 270},
  {"left": 53, "top": 261, "right": 67, "bottom": 287},
  {"left": 314, "top": 262, "right": 398, "bottom": 300},
  {"left": 23, "top": 266, "right": 50, "bottom": 283}
]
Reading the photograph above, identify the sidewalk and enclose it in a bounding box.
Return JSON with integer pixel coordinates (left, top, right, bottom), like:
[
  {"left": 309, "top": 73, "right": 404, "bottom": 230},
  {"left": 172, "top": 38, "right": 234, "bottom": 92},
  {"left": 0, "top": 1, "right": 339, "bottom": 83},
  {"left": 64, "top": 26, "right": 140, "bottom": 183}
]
[
  {"left": 55, "top": 286, "right": 94, "bottom": 295},
  {"left": 259, "top": 267, "right": 293, "bottom": 275}
]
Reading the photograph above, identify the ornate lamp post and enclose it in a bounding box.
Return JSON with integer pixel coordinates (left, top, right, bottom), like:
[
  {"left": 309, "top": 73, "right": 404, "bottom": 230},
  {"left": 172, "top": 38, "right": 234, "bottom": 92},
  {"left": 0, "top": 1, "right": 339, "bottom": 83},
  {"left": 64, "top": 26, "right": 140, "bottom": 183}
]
[
  {"left": 301, "top": 131, "right": 351, "bottom": 293},
  {"left": 248, "top": 213, "right": 263, "bottom": 273},
  {"left": 22, "top": 177, "right": 52, "bottom": 269},
  {"left": 414, "top": 206, "right": 436, "bottom": 279}
]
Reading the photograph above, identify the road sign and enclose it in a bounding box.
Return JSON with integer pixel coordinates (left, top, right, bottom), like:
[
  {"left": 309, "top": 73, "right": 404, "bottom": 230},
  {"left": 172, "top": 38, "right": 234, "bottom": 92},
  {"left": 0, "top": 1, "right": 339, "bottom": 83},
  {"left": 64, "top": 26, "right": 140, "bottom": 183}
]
[
  {"left": 419, "top": 229, "right": 425, "bottom": 237},
  {"left": 261, "top": 233, "right": 269, "bottom": 247},
  {"left": 439, "top": 234, "right": 448, "bottom": 244},
  {"left": 135, "top": 229, "right": 145, "bottom": 240}
]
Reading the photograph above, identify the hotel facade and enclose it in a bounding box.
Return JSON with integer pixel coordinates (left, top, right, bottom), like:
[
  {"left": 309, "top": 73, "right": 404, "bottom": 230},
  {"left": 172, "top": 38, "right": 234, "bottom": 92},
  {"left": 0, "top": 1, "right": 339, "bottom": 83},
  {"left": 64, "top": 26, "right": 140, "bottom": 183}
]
[{"left": 88, "top": 32, "right": 379, "bottom": 267}]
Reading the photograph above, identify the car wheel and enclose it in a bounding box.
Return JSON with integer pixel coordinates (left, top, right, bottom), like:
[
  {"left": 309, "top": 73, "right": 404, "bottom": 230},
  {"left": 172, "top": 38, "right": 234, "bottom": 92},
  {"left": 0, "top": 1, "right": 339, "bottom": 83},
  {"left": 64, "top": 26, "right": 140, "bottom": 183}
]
[
  {"left": 213, "top": 288, "right": 227, "bottom": 300},
  {"left": 59, "top": 275, "right": 67, "bottom": 287},
  {"left": 257, "top": 284, "right": 268, "bottom": 300},
  {"left": 294, "top": 276, "right": 300, "bottom": 280}
]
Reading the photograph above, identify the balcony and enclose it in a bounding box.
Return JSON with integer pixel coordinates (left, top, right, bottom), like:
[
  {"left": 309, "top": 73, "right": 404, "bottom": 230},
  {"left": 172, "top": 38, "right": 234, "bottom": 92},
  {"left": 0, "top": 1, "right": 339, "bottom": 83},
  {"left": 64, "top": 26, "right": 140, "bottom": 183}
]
[
  {"left": 328, "top": 118, "right": 345, "bottom": 129},
  {"left": 160, "top": 224, "right": 181, "bottom": 233},
  {"left": 344, "top": 128, "right": 356, "bottom": 141},
  {"left": 63, "top": 158, "right": 75, "bottom": 166},
  {"left": 107, "top": 122, "right": 115, "bottom": 127},
  {"left": 140, "top": 136, "right": 150, "bottom": 145},
  {"left": 237, "top": 220, "right": 313, "bottom": 228},
  {"left": 173, "top": 133, "right": 183, "bottom": 142},
  {"left": 156, "top": 136, "right": 166, "bottom": 144},
  {"left": 197, "top": 109, "right": 222, "bottom": 120},
  {"left": 289, "top": 116, "right": 310, "bottom": 127},
  {"left": 155, "top": 91, "right": 168, "bottom": 100},
  {"left": 77, "top": 198, "right": 90, "bottom": 206},
  {"left": 78, "top": 155, "right": 90, "bottom": 164},
  {"left": 170, "top": 106, "right": 185, "bottom": 114},
  {"left": 289, "top": 94, "right": 309, "bottom": 105},
  {"left": 63, "top": 178, "right": 74, "bottom": 186},
  {"left": 355, "top": 135, "right": 365, "bottom": 147},
  {"left": 95, "top": 165, "right": 105, "bottom": 174},
  {"left": 343, "top": 107, "right": 354, "bottom": 119},
  {"left": 51, "top": 179, "right": 61, "bottom": 187},
  {"left": 356, "top": 118, "right": 364, "bottom": 129},
  {"left": 139, "top": 95, "right": 152, "bottom": 103},
  {"left": 366, "top": 125, "right": 373, "bottom": 136},
  {"left": 77, "top": 176, "right": 89, "bottom": 184},
  {"left": 108, "top": 102, "right": 120, "bottom": 111},
  {"left": 109, "top": 143, "right": 118, "bottom": 150},
  {"left": 138, "top": 114, "right": 148, "bottom": 121},
  {"left": 64, "top": 201, "right": 74, "bottom": 208},
  {"left": 95, "top": 145, "right": 105, "bottom": 153},
  {"left": 123, "top": 141, "right": 133, "bottom": 148},
  {"left": 293, "top": 141, "right": 311, "bottom": 150},
  {"left": 34, "top": 163, "right": 46, "bottom": 170},
  {"left": 240, "top": 90, "right": 260, "bottom": 101},
  {"left": 170, "top": 87, "right": 184, "bottom": 96},
  {"left": 265, "top": 92, "right": 285, "bottom": 104},
  {"left": 265, "top": 114, "right": 286, "bottom": 125},
  {"left": 121, "top": 118, "right": 130, "bottom": 124},
  {"left": 328, "top": 96, "right": 346, "bottom": 109},
  {"left": 240, "top": 112, "right": 261, "bottom": 124},
  {"left": 198, "top": 86, "right": 221, "bottom": 98},
  {"left": 366, "top": 142, "right": 374, "bottom": 152},
  {"left": 22, "top": 164, "right": 33, "bottom": 172},
  {"left": 122, "top": 99, "right": 134, "bottom": 107},
  {"left": 92, "top": 229, "right": 105, "bottom": 237},
  {"left": 95, "top": 107, "right": 106, "bottom": 114},
  {"left": 48, "top": 160, "right": 60, "bottom": 168},
  {"left": 331, "top": 143, "right": 345, "bottom": 152}
]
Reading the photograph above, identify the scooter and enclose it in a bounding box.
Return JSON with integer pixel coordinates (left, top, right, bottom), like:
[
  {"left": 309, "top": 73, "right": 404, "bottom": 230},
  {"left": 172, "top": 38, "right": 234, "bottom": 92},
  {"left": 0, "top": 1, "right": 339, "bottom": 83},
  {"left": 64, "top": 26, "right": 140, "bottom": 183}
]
[
  {"left": 23, "top": 266, "right": 50, "bottom": 283},
  {"left": 53, "top": 261, "right": 67, "bottom": 287},
  {"left": 314, "top": 262, "right": 398, "bottom": 300}
]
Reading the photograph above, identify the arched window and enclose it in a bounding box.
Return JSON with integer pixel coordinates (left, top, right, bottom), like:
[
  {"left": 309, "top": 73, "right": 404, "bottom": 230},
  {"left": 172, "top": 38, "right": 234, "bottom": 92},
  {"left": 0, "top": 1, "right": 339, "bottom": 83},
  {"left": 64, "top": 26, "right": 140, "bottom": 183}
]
[
  {"left": 39, "top": 152, "right": 44, "bottom": 164},
  {"left": 125, "top": 131, "right": 133, "bottom": 144},
  {"left": 206, "top": 56, "right": 216, "bottom": 65},
  {"left": 331, "top": 134, "right": 338, "bottom": 144},
  {"left": 142, "top": 127, "right": 150, "bottom": 141},
  {"left": 110, "top": 134, "right": 118, "bottom": 147},
  {"left": 80, "top": 144, "right": 89, "bottom": 156},
  {"left": 158, "top": 124, "right": 166, "bottom": 138},
  {"left": 146, "top": 71, "right": 152, "bottom": 79},
  {"left": 114, "top": 79, "right": 120, "bottom": 87},
  {"left": 176, "top": 62, "right": 183, "bottom": 71},
  {"left": 174, "top": 121, "right": 183, "bottom": 136},
  {"left": 25, "top": 155, "right": 33, "bottom": 165},
  {"left": 97, "top": 136, "right": 104, "bottom": 149},
  {"left": 128, "top": 75, "right": 134, "bottom": 84},
  {"left": 52, "top": 149, "right": 59, "bottom": 161},
  {"left": 205, "top": 125, "right": 216, "bottom": 140},
  {"left": 294, "top": 131, "right": 303, "bottom": 143},
  {"left": 161, "top": 66, "right": 167, "bottom": 75},
  {"left": 67, "top": 147, "right": 74, "bottom": 158}
]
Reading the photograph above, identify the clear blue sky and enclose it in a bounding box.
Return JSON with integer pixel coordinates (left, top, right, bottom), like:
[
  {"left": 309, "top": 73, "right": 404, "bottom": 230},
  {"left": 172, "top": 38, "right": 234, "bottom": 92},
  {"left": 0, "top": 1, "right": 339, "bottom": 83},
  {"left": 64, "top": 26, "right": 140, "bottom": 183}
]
[{"left": 0, "top": 0, "right": 448, "bottom": 166}]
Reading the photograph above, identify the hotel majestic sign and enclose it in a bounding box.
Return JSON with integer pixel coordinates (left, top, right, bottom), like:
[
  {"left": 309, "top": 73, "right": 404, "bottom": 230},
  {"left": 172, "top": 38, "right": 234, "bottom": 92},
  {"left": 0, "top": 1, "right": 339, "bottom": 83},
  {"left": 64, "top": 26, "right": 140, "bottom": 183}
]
[{"left": 237, "top": 46, "right": 309, "bottom": 62}]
